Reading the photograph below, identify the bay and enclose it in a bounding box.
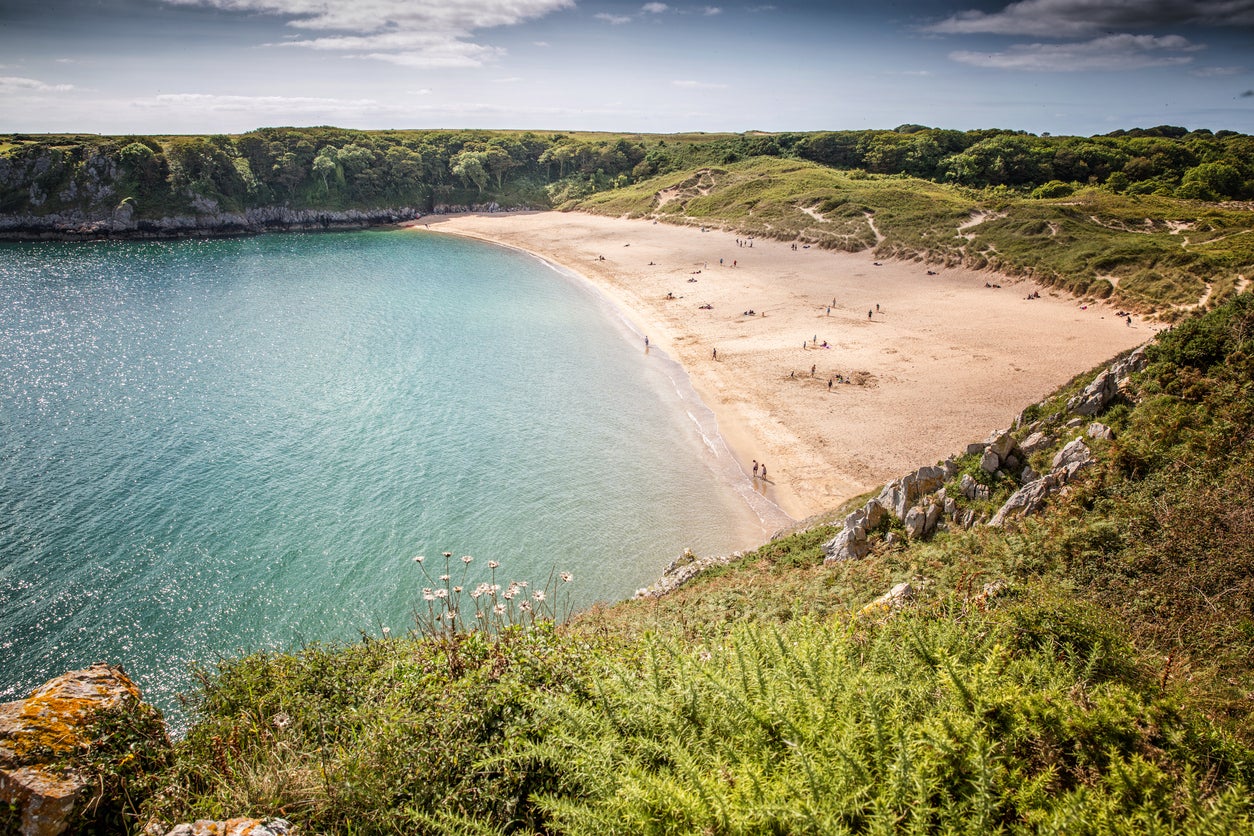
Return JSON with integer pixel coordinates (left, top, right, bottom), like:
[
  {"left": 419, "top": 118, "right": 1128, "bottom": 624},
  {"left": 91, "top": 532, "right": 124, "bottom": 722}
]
[{"left": 0, "top": 230, "right": 768, "bottom": 721}]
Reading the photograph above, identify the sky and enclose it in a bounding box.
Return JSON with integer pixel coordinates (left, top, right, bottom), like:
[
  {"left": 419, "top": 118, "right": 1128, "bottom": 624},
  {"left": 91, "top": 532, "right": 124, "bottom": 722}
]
[{"left": 1, "top": 0, "right": 1252, "bottom": 136}]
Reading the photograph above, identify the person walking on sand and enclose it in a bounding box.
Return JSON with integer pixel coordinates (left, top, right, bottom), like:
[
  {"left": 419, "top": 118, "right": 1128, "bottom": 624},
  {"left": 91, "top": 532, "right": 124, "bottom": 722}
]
[
  {"left": 811, "top": 364, "right": 816, "bottom": 377},
  {"left": 712, "top": 347, "right": 718, "bottom": 360},
  {"left": 752, "top": 460, "right": 758, "bottom": 477},
  {"left": 868, "top": 309, "right": 873, "bottom": 319},
  {"left": 644, "top": 335, "right": 649, "bottom": 348},
  {"left": 760, "top": 464, "right": 766, "bottom": 479}
]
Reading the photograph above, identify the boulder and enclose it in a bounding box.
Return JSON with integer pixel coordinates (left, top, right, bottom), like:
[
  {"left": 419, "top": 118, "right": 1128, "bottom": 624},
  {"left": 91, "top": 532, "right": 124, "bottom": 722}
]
[
  {"left": 857, "top": 581, "right": 918, "bottom": 618},
  {"left": 1019, "top": 431, "right": 1052, "bottom": 455},
  {"left": 822, "top": 524, "right": 868, "bottom": 563},
  {"left": 903, "top": 506, "right": 927, "bottom": 539},
  {"left": 0, "top": 664, "right": 161, "bottom": 836},
  {"left": 958, "top": 473, "right": 978, "bottom": 500},
  {"left": 1067, "top": 369, "right": 1117, "bottom": 416},
  {"left": 1051, "top": 437, "right": 1092, "bottom": 470},
  {"left": 984, "top": 430, "right": 1018, "bottom": 461},
  {"left": 979, "top": 448, "right": 1000, "bottom": 474},
  {"left": 1087, "top": 422, "right": 1114, "bottom": 440},
  {"left": 989, "top": 473, "right": 1063, "bottom": 527}
]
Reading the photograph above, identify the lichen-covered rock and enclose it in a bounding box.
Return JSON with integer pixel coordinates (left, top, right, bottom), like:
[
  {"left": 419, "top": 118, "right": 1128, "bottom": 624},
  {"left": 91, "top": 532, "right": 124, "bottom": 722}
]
[
  {"left": 858, "top": 581, "right": 920, "bottom": 618},
  {"left": 0, "top": 664, "right": 159, "bottom": 836},
  {"left": 147, "top": 818, "right": 293, "bottom": 836}
]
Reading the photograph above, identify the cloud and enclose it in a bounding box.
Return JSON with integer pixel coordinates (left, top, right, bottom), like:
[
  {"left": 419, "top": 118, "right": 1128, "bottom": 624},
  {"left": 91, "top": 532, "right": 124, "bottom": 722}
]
[
  {"left": 134, "top": 93, "right": 402, "bottom": 116},
  {"left": 533, "top": 41, "right": 550, "bottom": 47},
  {"left": 949, "top": 33, "right": 1202, "bottom": 71},
  {"left": 595, "top": 12, "right": 633, "bottom": 24},
  {"left": 165, "top": 0, "right": 573, "bottom": 67},
  {"left": 703, "top": 6, "right": 722, "bottom": 14},
  {"left": 0, "top": 76, "right": 76, "bottom": 93},
  {"left": 673, "top": 79, "right": 729, "bottom": 89},
  {"left": 929, "top": 0, "right": 1254, "bottom": 37},
  {"left": 1190, "top": 65, "right": 1245, "bottom": 76},
  {"left": 642, "top": 2, "right": 668, "bottom": 12}
]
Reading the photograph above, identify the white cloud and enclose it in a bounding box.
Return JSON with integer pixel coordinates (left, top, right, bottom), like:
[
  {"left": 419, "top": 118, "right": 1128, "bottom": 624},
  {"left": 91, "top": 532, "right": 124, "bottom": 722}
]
[
  {"left": 642, "top": 2, "right": 668, "bottom": 12},
  {"left": 0, "top": 76, "right": 76, "bottom": 94},
  {"left": 165, "top": 0, "right": 573, "bottom": 67},
  {"left": 595, "top": 12, "right": 633, "bottom": 24},
  {"left": 533, "top": 40, "right": 550, "bottom": 47},
  {"left": 673, "top": 79, "right": 729, "bottom": 89},
  {"left": 1190, "top": 65, "right": 1245, "bottom": 76},
  {"left": 929, "top": 0, "right": 1254, "bottom": 38},
  {"left": 949, "top": 33, "right": 1202, "bottom": 71},
  {"left": 703, "top": 6, "right": 722, "bottom": 15},
  {"left": 133, "top": 93, "right": 403, "bottom": 116}
]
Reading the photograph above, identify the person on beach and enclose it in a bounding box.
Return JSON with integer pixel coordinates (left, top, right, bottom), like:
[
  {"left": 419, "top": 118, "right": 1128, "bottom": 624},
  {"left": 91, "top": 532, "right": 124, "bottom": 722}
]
[
  {"left": 760, "top": 464, "right": 766, "bottom": 479},
  {"left": 828, "top": 378, "right": 833, "bottom": 390},
  {"left": 752, "top": 460, "right": 759, "bottom": 477},
  {"left": 712, "top": 347, "right": 718, "bottom": 360},
  {"left": 644, "top": 335, "right": 649, "bottom": 348},
  {"left": 811, "top": 364, "right": 816, "bottom": 376},
  {"left": 868, "top": 309, "right": 873, "bottom": 319}
]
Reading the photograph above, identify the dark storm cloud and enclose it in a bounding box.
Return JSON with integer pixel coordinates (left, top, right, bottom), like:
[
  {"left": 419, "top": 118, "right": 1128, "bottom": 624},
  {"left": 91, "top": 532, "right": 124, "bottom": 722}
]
[{"left": 929, "top": 0, "right": 1254, "bottom": 37}]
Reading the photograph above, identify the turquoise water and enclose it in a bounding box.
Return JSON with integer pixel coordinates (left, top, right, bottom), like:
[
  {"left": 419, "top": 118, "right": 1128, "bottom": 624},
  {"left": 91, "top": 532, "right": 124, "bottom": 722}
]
[{"left": 0, "top": 230, "right": 773, "bottom": 720}]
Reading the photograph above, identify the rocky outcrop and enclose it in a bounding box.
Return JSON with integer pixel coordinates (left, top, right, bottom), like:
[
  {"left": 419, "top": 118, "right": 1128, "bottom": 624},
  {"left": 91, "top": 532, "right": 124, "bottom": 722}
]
[
  {"left": 145, "top": 819, "right": 293, "bottom": 836},
  {"left": 1065, "top": 347, "right": 1146, "bottom": 415},
  {"left": 857, "top": 580, "right": 922, "bottom": 618},
  {"left": 0, "top": 206, "right": 424, "bottom": 241},
  {"left": 0, "top": 664, "right": 165, "bottom": 836},
  {"left": 989, "top": 438, "right": 1093, "bottom": 527},
  {"left": 633, "top": 548, "right": 742, "bottom": 598}
]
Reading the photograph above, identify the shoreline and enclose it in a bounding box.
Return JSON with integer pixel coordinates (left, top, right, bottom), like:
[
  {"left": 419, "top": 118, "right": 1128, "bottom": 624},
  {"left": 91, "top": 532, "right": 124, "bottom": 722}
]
[{"left": 406, "top": 211, "right": 1151, "bottom": 522}]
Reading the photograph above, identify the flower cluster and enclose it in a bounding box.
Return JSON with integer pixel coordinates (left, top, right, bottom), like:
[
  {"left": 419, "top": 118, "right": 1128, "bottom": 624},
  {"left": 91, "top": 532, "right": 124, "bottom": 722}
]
[{"left": 406, "top": 550, "right": 574, "bottom": 638}]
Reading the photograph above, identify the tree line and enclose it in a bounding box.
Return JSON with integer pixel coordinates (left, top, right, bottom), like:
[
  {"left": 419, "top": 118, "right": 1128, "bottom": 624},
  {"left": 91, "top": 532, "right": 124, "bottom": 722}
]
[{"left": 1, "top": 124, "right": 1251, "bottom": 221}]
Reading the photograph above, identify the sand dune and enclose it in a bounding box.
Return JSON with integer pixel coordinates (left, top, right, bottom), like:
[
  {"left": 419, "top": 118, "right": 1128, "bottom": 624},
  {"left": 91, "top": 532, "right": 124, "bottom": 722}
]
[{"left": 410, "top": 212, "right": 1150, "bottom": 521}]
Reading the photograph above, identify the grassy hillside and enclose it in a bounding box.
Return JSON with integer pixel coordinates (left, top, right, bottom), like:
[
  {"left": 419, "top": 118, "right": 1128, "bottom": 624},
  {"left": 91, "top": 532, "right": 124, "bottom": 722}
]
[
  {"left": 571, "top": 157, "right": 1254, "bottom": 317},
  {"left": 80, "top": 294, "right": 1254, "bottom": 834}
]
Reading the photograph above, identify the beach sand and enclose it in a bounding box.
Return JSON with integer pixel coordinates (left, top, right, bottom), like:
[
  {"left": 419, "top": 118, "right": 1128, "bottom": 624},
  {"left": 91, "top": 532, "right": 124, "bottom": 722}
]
[{"left": 409, "top": 211, "right": 1150, "bottom": 522}]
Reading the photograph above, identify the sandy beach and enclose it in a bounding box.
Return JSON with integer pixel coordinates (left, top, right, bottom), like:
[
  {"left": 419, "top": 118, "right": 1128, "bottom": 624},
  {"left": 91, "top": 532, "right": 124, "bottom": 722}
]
[{"left": 409, "top": 211, "right": 1150, "bottom": 522}]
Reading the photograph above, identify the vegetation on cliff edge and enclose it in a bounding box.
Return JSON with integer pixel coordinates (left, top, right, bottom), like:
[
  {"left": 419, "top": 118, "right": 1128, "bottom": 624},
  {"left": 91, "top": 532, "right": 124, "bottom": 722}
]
[{"left": 105, "top": 294, "right": 1254, "bottom": 834}]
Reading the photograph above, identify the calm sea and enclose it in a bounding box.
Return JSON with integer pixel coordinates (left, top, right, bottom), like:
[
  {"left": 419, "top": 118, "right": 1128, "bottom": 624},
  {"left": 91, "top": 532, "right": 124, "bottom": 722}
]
[{"left": 0, "top": 229, "right": 778, "bottom": 720}]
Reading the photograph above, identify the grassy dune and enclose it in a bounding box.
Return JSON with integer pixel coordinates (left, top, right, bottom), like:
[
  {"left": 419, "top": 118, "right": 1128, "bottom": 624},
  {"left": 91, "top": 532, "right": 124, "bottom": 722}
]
[{"left": 573, "top": 158, "right": 1254, "bottom": 317}]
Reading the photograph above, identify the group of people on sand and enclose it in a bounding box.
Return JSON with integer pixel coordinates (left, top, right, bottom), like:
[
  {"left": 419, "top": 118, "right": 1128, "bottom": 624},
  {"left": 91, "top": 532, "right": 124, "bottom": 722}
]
[
  {"left": 735, "top": 238, "right": 754, "bottom": 248},
  {"left": 1025, "top": 290, "right": 1041, "bottom": 299},
  {"left": 751, "top": 460, "right": 768, "bottom": 480}
]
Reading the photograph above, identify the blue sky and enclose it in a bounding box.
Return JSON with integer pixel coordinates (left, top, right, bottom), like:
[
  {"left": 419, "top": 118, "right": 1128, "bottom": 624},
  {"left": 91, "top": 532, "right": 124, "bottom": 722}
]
[{"left": 1, "top": 0, "right": 1252, "bottom": 135}]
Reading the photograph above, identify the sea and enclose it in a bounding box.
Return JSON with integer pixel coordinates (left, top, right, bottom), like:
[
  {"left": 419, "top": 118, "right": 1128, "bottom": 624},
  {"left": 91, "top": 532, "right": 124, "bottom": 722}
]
[{"left": 0, "top": 229, "right": 781, "bottom": 722}]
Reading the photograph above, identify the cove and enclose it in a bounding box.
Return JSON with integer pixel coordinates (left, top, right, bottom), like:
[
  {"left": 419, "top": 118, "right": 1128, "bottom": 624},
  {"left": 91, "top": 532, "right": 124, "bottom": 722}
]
[{"left": 0, "top": 230, "right": 765, "bottom": 721}]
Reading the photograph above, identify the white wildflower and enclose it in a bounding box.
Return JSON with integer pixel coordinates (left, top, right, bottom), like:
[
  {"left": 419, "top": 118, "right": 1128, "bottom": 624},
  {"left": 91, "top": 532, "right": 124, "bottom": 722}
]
[{"left": 560, "top": 572, "right": 573, "bottom": 583}]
